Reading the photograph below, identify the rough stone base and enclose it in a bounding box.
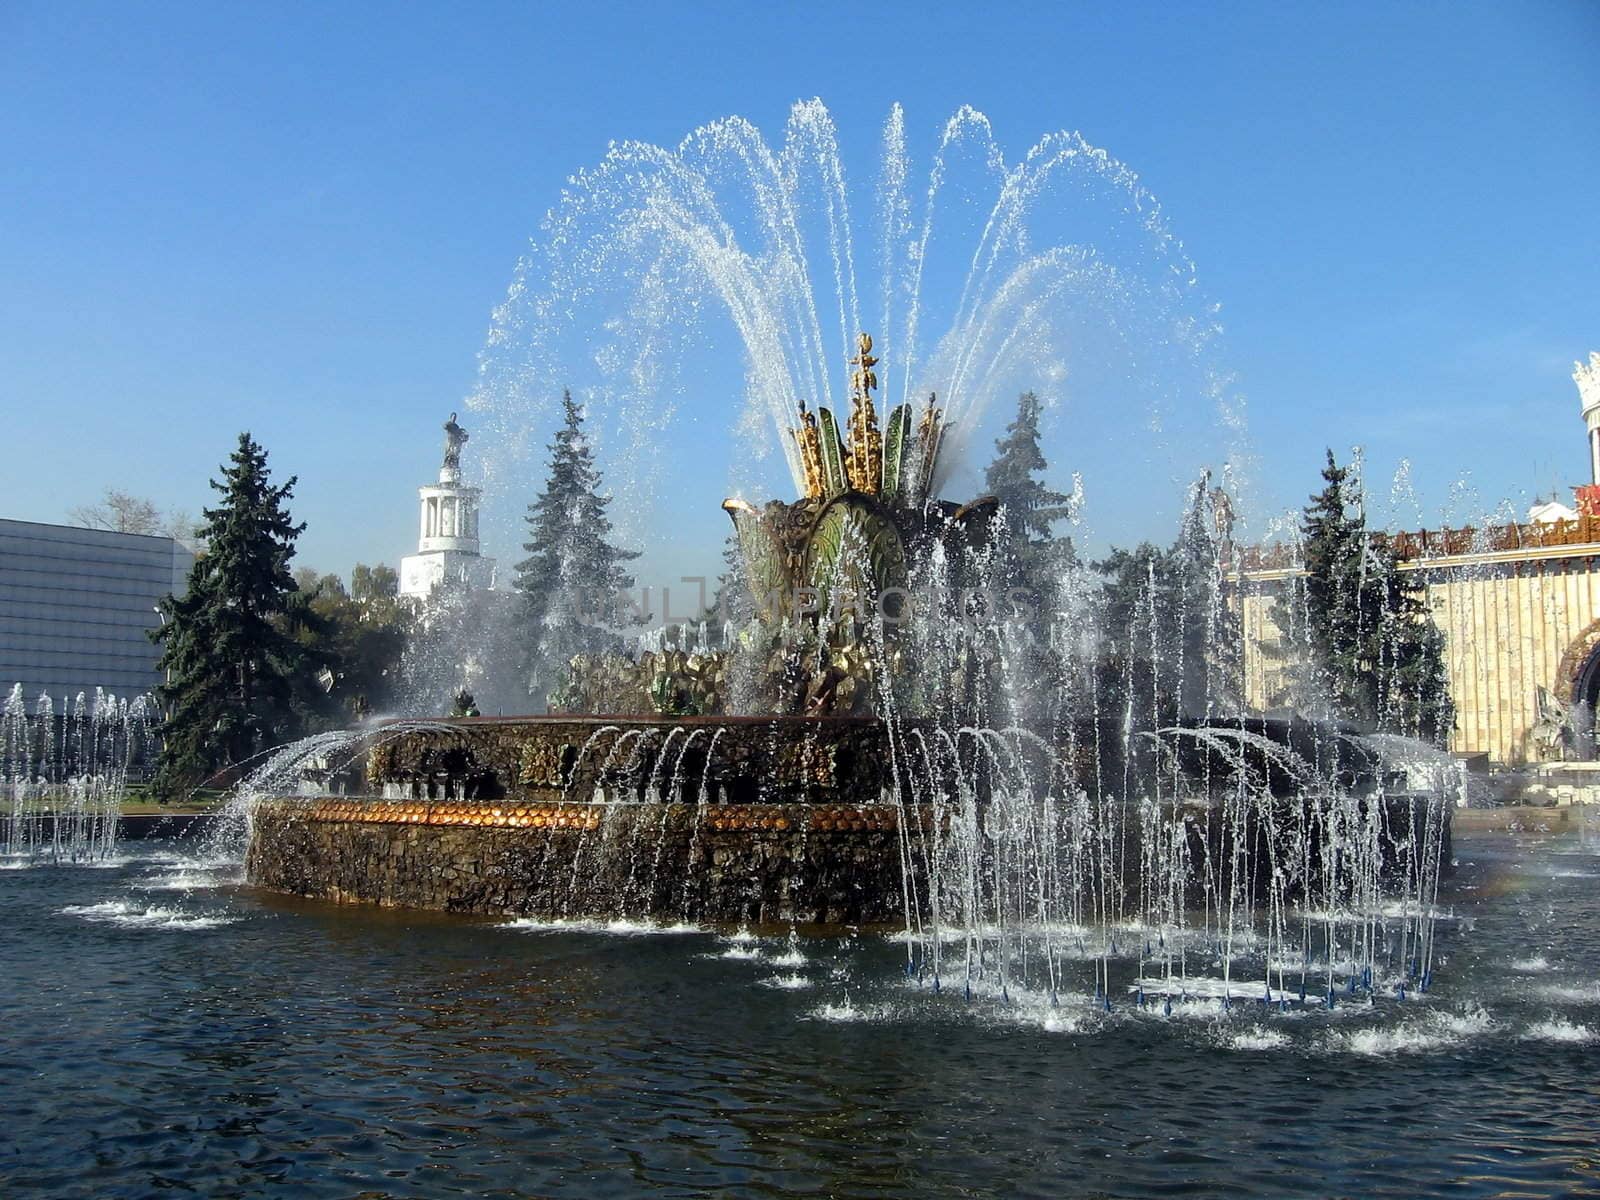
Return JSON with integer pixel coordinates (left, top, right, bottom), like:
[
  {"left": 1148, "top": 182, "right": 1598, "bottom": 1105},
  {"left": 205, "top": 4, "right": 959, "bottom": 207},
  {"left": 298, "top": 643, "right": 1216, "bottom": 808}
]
[
  {"left": 247, "top": 798, "right": 922, "bottom": 925},
  {"left": 246, "top": 792, "right": 1451, "bottom": 925}
]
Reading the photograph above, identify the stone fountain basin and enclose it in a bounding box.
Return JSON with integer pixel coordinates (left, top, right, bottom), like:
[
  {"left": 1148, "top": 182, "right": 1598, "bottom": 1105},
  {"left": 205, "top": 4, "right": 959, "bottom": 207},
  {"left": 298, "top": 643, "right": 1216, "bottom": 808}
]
[
  {"left": 246, "top": 796, "right": 919, "bottom": 926},
  {"left": 244, "top": 714, "right": 1449, "bottom": 926}
]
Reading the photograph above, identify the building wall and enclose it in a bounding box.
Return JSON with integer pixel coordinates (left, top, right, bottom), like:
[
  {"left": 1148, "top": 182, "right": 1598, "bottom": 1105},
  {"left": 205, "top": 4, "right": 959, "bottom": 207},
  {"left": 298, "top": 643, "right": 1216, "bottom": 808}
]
[
  {"left": 1239, "top": 549, "right": 1600, "bottom": 765},
  {"left": 398, "top": 549, "right": 497, "bottom": 598},
  {"left": 0, "top": 519, "right": 193, "bottom": 702}
]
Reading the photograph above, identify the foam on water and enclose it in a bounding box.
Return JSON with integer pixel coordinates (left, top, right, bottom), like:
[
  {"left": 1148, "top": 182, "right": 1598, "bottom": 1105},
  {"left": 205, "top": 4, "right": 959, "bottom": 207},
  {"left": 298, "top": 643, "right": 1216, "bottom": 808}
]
[
  {"left": 886, "top": 926, "right": 988, "bottom": 945},
  {"left": 5, "top": 852, "right": 152, "bottom": 871},
  {"left": 1327, "top": 1006, "right": 1493, "bottom": 1056},
  {"left": 761, "top": 973, "right": 813, "bottom": 990},
  {"left": 60, "top": 900, "right": 237, "bottom": 930},
  {"left": 135, "top": 868, "right": 232, "bottom": 892},
  {"left": 807, "top": 999, "right": 898, "bottom": 1023},
  {"left": 992, "top": 998, "right": 1094, "bottom": 1036},
  {"left": 502, "top": 916, "right": 703, "bottom": 936},
  {"left": 6, "top": 845, "right": 216, "bottom": 874},
  {"left": 1038, "top": 1012, "right": 1084, "bottom": 1034},
  {"left": 996, "top": 1003, "right": 1088, "bottom": 1035},
  {"left": 1297, "top": 903, "right": 1458, "bottom": 924},
  {"left": 1131, "top": 975, "right": 1298, "bottom": 1004},
  {"left": 1536, "top": 982, "right": 1600, "bottom": 1004},
  {"left": 1510, "top": 956, "right": 1552, "bottom": 973},
  {"left": 1163, "top": 996, "right": 1230, "bottom": 1022},
  {"left": 1521, "top": 1017, "right": 1595, "bottom": 1044},
  {"left": 1225, "top": 1029, "right": 1292, "bottom": 1051}
]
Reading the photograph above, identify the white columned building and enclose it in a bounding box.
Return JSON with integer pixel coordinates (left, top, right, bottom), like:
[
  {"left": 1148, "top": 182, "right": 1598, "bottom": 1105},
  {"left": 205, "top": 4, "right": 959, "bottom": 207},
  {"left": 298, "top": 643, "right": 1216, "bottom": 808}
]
[
  {"left": 1578, "top": 351, "right": 1600, "bottom": 486},
  {"left": 399, "top": 412, "right": 497, "bottom": 598}
]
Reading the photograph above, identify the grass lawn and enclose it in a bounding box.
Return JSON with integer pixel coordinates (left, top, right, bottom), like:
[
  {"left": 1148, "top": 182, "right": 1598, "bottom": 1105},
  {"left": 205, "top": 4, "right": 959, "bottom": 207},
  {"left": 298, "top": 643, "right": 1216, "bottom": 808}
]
[{"left": 120, "top": 785, "right": 228, "bottom": 815}]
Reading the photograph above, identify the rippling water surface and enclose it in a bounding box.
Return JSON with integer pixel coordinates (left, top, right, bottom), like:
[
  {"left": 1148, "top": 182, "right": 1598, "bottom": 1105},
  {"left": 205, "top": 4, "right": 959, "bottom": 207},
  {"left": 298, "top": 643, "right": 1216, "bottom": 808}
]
[{"left": 3, "top": 834, "right": 1599, "bottom": 1198}]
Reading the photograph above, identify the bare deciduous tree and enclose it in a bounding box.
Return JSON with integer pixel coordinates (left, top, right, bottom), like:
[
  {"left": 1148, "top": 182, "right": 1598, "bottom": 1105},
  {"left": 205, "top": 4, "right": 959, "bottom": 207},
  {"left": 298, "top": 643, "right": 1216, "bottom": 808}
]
[
  {"left": 69, "top": 489, "right": 162, "bottom": 534},
  {"left": 69, "top": 489, "right": 202, "bottom": 547}
]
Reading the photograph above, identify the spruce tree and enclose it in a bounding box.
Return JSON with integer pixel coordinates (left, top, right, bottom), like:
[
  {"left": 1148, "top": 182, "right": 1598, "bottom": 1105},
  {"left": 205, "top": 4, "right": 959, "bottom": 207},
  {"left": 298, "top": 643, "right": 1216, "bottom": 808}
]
[
  {"left": 1172, "top": 474, "right": 1241, "bottom": 718},
  {"left": 703, "top": 532, "right": 751, "bottom": 627},
  {"left": 151, "top": 433, "right": 311, "bottom": 793},
  {"left": 1300, "top": 449, "right": 1453, "bottom": 745},
  {"left": 1372, "top": 543, "right": 1455, "bottom": 744},
  {"left": 984, "top": 392, "right": 1076, "bottom": 600},
  {"left": 1301, "top": 451, "right": 1372, "bottom": 720},
  {"left": 1094, "top": 541, "right": 1178, "bottom": 728},
  {"left": 515, "top": 392, "right": 640, "bottom": 702},
  {"left": 1091, "top": 478, "right": 1242, "bottom": 727}
]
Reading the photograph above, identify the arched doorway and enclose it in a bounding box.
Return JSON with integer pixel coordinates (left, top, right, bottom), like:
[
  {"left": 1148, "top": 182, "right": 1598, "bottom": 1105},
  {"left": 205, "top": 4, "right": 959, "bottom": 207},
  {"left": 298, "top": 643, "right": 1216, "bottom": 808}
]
[
  {"left": 1550, "top": 619, "right": 1600, "bottom": 760},
  {"left": 1571, "top": 643, "right": 1600, "bottom": 759}
]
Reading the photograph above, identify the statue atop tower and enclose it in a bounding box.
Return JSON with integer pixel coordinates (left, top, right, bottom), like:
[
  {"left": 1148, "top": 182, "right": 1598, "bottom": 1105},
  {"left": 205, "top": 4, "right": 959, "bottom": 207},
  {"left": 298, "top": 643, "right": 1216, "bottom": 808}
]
[
  {"left": 400, "top": 411, "right": 497, "bottom": 599},
  {"left": 442, "top": 411, "right": 469, "bottom": 477}
]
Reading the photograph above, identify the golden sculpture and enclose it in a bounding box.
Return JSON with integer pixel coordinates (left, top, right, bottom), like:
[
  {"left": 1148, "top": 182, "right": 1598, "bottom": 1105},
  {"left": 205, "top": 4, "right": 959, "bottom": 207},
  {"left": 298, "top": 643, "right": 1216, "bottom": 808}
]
[
  {"left": 517, "top": 738, "right": 566, "bottom": 788},
  {"left": 780, "top": 332, "right": 949, "bottom": 506},
  {"left": 792, "top": 399, "right": 826, "bottom": 500},
  {"left": 910, "top": 391, "right": 944, "bottom": 502},
  {"left": 845, "top": 333, "right": 883, "bottom": 493}
]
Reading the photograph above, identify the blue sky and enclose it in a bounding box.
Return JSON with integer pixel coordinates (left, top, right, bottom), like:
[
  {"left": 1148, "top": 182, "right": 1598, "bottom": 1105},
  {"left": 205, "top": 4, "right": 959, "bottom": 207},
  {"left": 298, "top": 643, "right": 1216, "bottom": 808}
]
[{"left": 3, "top": 2, "right": 1596, "bottom": 587}]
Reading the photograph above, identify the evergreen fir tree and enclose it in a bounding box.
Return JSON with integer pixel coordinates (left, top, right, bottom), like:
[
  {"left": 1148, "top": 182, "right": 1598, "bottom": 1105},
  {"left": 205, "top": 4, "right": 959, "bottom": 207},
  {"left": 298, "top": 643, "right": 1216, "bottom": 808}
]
[
  {"left": 1300, "top": 449, "right": 1453, "bottom": 744},
  {"left": 1172, "top": 474, "right": 1242, "bottom": 718},
  {"left": 1094, "top": 541, "right": 1180, "bottom": 728},
  {"left": 703, "top": 532, "right": 751, "bottom": 627},
  {"left": 984, "top": 392, "right": 1077, "bottom": 601},
  {"left": 151, "top": 433, "right": 311, "bottom": 793},
  {"left": 1301, "top": 450, "right": 1373, "bottom": 720},
  {"left": 1372, "top": 542, "right": 1455, "bottom": 744},
  {"left": 1091, "top": 477, "right": 1243, "bottom": 728},
  {"left": 515, "top": 392, "right": 640, "bottom": 703}
]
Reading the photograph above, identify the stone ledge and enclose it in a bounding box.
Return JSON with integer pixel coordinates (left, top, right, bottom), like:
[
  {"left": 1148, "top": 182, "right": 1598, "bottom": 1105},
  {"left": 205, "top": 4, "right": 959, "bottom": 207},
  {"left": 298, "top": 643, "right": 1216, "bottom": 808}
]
[
  {"left": 246, "top": 797, "right": 921, "bottom": 926},
  {"left": 296, "top": 796, "right": 916, "bottom": 833}
]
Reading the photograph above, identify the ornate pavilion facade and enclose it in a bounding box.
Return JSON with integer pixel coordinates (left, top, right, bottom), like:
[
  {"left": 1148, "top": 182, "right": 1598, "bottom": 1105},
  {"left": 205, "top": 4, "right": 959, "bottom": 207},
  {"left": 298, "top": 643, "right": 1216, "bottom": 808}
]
[{"left": 1237, "top": 353, "right": 1600, "bottom": 766}]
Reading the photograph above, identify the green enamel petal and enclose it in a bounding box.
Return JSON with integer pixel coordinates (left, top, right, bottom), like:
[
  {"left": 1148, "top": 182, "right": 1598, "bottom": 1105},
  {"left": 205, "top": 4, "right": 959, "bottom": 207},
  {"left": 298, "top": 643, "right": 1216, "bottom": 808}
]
[{"left": 816, "top": 407, "right": 849, "bottom": 498}]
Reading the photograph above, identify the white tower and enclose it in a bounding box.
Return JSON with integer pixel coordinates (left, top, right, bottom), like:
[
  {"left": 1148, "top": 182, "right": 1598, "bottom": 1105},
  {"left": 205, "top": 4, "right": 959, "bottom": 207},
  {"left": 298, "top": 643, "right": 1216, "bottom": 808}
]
[
  {"left": 399, "top": 412, "right": 497, "bottom": 599},
  {"left": 1578, "top": 352, "right": 1600, "bottom": 485}
]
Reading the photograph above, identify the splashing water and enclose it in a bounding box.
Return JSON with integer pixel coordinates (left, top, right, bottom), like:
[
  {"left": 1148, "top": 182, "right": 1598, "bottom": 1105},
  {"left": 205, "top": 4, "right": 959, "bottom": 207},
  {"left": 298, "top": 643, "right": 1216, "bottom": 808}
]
[
  {"left": 469, "top": 101, "right": 1239, "bottom": 554},
  {"left": 204, "top": 101, "right": 1468, "bottom": 1027},
  {"left": 2, "top": 683, "right": 154, "bottom": 864}
]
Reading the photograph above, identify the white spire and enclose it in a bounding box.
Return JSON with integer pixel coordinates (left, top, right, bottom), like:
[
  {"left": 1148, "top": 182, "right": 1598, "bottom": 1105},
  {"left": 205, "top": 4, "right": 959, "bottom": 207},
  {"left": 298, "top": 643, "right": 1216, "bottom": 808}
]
[
  {"left": 1577, "top": 351, "right": 1600, "bottom": 421},
  {"left": 1575, "top": 352, "right": 1600, "bottom": 487}
]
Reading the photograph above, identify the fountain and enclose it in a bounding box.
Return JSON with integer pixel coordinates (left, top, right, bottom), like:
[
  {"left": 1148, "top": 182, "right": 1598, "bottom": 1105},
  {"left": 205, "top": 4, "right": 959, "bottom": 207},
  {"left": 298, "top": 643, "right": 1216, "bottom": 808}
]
[
  {"left": 245, "top": 329, "right": 1451, "bottom": 1000},
  {"left": 245, "top": 103, "right": 1455, "bottom": 1009},
  {"left": 1, "top": 683, "right": 154, "bottom": 862}
]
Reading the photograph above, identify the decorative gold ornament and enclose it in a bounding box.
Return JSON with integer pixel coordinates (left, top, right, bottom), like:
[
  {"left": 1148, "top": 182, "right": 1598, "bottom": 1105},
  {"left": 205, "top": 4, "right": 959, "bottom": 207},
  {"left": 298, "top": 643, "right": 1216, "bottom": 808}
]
[
  {"left": 909, "top": 392, "right": 944, "bottom": 504},
  {"left": 792, "top": 400, "right": 826, "bottom": 500},
  {"left": 517, "top": 739, "right": 565, "bottom": 788},
  {"left": 845, "top": 333, "right": 883, "bottom": 493}
]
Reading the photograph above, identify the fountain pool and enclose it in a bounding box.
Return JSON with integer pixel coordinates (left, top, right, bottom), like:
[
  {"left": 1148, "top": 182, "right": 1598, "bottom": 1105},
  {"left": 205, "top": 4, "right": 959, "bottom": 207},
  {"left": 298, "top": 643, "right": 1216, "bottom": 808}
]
[{"left": 2, "top": 831, "right": 1597, "bottom": 1197}]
